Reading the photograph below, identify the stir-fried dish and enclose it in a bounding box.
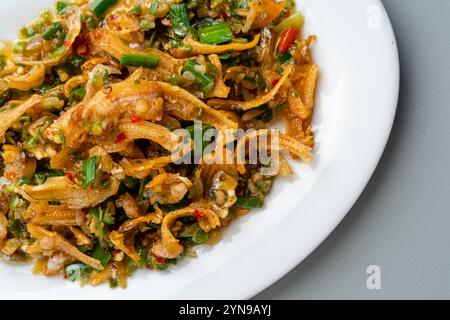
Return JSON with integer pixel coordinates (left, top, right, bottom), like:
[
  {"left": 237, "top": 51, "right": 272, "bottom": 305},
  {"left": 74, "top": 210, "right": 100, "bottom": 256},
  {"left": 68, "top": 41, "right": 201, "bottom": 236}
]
[{"left": 0, "top": 0, "right": 317, "bottom": 287}]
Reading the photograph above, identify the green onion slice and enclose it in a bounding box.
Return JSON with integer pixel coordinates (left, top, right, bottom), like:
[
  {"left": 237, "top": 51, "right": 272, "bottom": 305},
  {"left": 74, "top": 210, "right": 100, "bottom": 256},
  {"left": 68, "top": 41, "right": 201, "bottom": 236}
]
[
  {"left": 90, "top": 0, "right": 118, "bottom": 17},
  {"left": 120, "top": 54, "right": 160, "bottom": 69},
  {"left": 198, "top": 22, "right": 233, "bottom": 45}
]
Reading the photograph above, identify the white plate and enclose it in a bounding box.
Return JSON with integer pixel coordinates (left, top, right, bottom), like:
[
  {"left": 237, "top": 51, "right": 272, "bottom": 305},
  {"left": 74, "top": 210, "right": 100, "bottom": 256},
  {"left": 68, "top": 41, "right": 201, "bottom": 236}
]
[{"left": 0, "top": 0, "right": 399, "bottom": 299}]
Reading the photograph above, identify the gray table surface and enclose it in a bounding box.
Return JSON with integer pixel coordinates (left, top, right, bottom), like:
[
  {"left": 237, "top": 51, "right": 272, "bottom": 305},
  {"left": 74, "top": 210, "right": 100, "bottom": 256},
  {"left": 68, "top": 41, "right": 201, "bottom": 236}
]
[{"left": 254, "top": 0, "right": 450, "bottom": 300}]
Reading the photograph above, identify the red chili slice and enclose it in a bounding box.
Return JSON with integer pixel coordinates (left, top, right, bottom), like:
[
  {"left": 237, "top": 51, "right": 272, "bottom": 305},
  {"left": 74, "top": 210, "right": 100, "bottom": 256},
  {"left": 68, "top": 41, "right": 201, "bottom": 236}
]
[
  {"left": 154, "top": 255, "right": 166, "bottom": 264},
  {"left": 193, "top": 209, "right": 205, "bottom": 219},
  {"left": 277, "top": 27, "right": 299, "bottom": 54},
  {"left": 115, "top": 132, "right": 127, "bottom": 144},
  {"left": 5, "top": 172, "right": 16, "bottom": 181},
  {"left": 65, "top": 171, "right": 75, "bottom": 183},
  {"left": 130, "top": 113, "right": 143, "bottom": 123}
]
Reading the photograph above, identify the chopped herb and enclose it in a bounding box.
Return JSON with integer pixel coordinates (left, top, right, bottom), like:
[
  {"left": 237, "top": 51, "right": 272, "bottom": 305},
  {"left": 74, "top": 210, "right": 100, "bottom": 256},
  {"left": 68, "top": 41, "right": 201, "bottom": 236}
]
[
  {"left": 19, "top": 115, "right": 32, "bottom": 122},
  {"left": 59, "top": 132, "right": 66, "bottom": 146},
  {"left": 89, "top": 207, "right": 101, "bottom": 220},
  {"left": 255, "top": 179, "right": 271, "bottom": 193},
  {"left": 34, "top": 172, "right": 47, "bottom": 185},
  {"left": 19, "top": 26, "right": 35, "bottom": 39},
  {"left": 159, "top": 196, "right": 190, "bottom": 212},
  {"left": 169, "top": 74, "right": 179, "bottom": 86},
  {"left": 8, "top": 219, "right": 27, "bottom": 238},
  {"left": 81, "top": 15, "right": 97, "bottom": 30},
  {"left": 192, "top": 228, "right": 209, "bottom": 244},
  {"left": 0, "top": 56, "right": 5, "bottom": 72},
  {"left": 153, "top": 256, "right": 177, "bottom": 271},
  {"left": 35, "top": 84, "right": 53, "bottom": 95},
  {"left": 91, "top": 244, "right": 112, "bottom": 267},
  {"left": 13, "top": 41, "right": 27, "bottom": 53},
  {"left": 81, "top": 156, "right": 97, "bottom": 189},
  {"left": 56, "top": 1, "right": 70, "bottom": 14},
  {"left": 255, "top": 105, "right": 274, "bottom": 123},
  {"left": 129, "top": 4, "right": 142, "bottom": 15},
  {"left": 185, "top": 123, "right": 215, "bottom": 152},
  {"left": 218, "top": 53, "right": 232, "bottom": 60},
  {"left": 9, "top": 196, "right": 22, "bottom": 212},
  {"left": 140, "top": 18, "right": 155, "bottom": 31},
  {"left": 236, "top": 196, "right": 264, "bottom": 209},
  {"left": 150, "top": 0, "right": 159, "bottom": 15},
  {"left": 274, "top": 103, "right": 288, "bottom": 116},
  {"left": 279, "top": 52, "right": 293, "bottom": 64},
  {"left": 23, "top": 135, "right": 39, "bottom": 148},
  {"left": 122, "top": 176, "right": 138, "bottom": 189},
  {"left": 109, "top": 279, "right": 119, "bottom": 288},
  {"left": 65, "top": 55, "right": 85, "bottom": 71},
  {"left": 17, "top": 177, "right": 32, "bottom": 186},
  {"left": 206, "top": 62, "right": 221, "bottom": 77},
  {"left": 77, "top": 245, "right": 91, "bottom": 253},
  {"left": 49, "top": 45, "right": 65, "bottom": 58},
  {"left": 101, "top": 179, "right": 111, "bottom": 189},
  {"left": 138, "top": 177, "right": 151, "bottom": 198},
  {"left": 103, "top": 202, "right": 115, "bottom": 225},
  {"left": 69, "top": 87, "right": 86, "bottom": 103},
  {"left": 255, "top": 72, "right": 266, "bottom": 91},
  {"left": 147, "top": 30, "right": 157, "bottom": 48},
  {"left": 33, "top": 169, "right": 64, "bottom": 185},
  {"left": 88, "top": 120, "right": 103, "bottom": 136},
  {"left": 64, "top": 263, "right": 92, "bottom": 281},
  {"left": 232, "top": 37, "right": 249, "bottom": 43}
]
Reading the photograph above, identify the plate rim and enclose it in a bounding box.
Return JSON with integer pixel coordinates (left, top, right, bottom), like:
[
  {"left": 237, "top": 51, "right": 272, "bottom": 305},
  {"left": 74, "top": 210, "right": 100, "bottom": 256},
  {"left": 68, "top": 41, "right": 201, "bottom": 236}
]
[{"left": 245, "top": 0, "right": 400, "bottom": 298}]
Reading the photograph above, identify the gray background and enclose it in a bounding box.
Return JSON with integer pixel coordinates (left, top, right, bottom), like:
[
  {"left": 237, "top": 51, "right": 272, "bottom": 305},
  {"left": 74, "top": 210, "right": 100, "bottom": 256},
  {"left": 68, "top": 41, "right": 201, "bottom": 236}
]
[{"left": 254, "top": 0, "right": 450, "bottom": 299}]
